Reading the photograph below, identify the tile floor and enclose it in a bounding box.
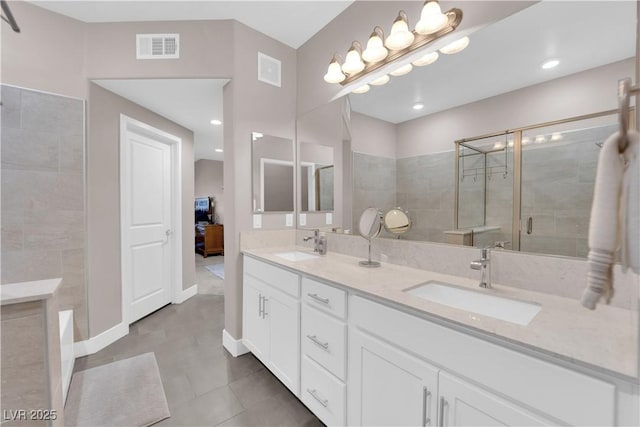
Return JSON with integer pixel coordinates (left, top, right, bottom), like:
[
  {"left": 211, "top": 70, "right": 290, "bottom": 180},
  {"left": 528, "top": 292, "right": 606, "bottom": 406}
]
[
  {"left": 196, "top": 254, "right": 225, "bottom": 296},
  {"left": 72, "top": 278, "right": 322, "bottom": 426}
]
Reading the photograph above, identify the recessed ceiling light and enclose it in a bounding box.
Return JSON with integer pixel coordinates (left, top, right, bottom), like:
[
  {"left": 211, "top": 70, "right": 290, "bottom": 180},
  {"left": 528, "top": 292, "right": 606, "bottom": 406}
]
[
  {"left": 215, "top": 148, "right": 223, "bottom": 153},
  {"left": 413, "top": 103, "right": 424, "bottom": 110},
  {"left": 210, "top": 119, "right": 222, "bottom": 125},
  {"left": 541, "top": 59, "right": 559, "bottom": 69}
]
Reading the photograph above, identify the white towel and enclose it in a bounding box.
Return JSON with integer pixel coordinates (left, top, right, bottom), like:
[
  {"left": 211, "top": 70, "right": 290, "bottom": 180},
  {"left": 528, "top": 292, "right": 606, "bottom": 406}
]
[
  {"left": 581, "top": 130, "right": 639, "bottom": 309},
  {"left": 621, "top": 132, "right": 639, "bottom": 273}
]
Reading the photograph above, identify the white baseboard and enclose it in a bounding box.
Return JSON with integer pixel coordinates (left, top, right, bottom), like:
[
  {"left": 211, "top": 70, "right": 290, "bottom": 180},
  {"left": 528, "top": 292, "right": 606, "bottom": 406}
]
[
  {"left": 222, "top": 329, "right": 249, "bottom": 357},
  {"left": 74, "top": 321, "right": 129, "bottom": 358},
  {"left": 173, "top": 284, "right": 198, "bottom": 304}
]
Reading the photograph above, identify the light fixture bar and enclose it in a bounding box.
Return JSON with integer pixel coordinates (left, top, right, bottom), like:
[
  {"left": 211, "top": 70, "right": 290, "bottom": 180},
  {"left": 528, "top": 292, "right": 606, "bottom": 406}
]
[{"left": 340, "top": 8, "right": 462, "bottom": 86}]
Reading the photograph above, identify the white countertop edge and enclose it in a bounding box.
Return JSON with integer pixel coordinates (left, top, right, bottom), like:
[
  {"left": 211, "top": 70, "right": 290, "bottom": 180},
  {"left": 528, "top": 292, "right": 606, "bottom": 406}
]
[
  {"left": 242, "top": 248, "right": 638, "bottom": 382},
  {"left": 1, "top": 278, "right": 63, "bottom": 306}
]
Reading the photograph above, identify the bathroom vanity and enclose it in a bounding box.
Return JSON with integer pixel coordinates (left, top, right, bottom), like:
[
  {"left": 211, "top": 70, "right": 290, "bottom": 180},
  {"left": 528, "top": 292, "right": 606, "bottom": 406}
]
[{"left": 242, "top": 247, "right": 639, "bottom": 426}]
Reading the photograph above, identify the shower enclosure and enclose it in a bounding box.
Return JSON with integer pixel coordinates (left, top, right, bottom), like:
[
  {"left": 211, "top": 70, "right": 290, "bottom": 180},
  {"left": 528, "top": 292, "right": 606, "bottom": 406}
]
[{"left": 455, "top": 109, "right": 624, "bottom": 258}]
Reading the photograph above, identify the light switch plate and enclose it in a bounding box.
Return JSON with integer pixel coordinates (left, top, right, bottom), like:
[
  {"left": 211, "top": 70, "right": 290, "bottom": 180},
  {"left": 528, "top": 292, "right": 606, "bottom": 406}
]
[
  {"left": 286, "top": 213, "right": 293, "bottom": 227},
  {"left": 253, "top": 214, "right": 262, "bottom": 229},
  {"left": 299, "top": 213, "right": 307, "bottom": 226},
  {"left": 326, "top": 213, "right": 333, "bottom": 225}
]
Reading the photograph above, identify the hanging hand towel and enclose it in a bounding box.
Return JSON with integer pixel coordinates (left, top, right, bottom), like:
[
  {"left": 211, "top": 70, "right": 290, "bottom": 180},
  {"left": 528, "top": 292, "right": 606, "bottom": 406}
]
[
  {"left": 620, "top": 131, "right": 639, "bottom": 273},
  {"left": 581, "top": 130, "right": 639, "bottom": 309}
]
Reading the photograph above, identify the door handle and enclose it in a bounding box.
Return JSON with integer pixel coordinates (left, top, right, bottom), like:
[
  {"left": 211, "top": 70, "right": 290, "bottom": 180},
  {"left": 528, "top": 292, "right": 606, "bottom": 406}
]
[
  {"left": 438, "top": 397, "right": 447, "bottom": 427},
  {"left": 165, "top": 229, "right": 172, "bottom": 236},
  {"left": 262, "top": 297, "right": 268, "bottom": 318},
  {"left": 526, "top": 217, "right": 533, "bottom": 235},
  {"left": 422, "top": 387, "right": 431, "bottom": 427},
  {"left": 258, "top": 294, "right": 263, "bottom": 317}
]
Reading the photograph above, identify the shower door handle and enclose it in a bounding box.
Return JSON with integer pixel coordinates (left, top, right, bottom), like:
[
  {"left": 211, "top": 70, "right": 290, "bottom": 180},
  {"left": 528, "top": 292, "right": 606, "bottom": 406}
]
[{"left": 526, "top": 217, "right": 533, "bottom": 235}]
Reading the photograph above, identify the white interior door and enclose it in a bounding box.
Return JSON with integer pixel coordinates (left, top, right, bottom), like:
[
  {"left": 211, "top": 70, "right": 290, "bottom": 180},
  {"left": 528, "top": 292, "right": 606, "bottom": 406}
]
[{"left": 122, "top": 119, "right": 175, "bottom": 324}]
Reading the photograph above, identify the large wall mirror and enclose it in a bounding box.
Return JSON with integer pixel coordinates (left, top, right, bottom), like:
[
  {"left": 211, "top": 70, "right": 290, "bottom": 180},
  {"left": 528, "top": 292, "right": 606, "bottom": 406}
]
[
  {"left": 252, "top": 132, "right": 294, "bottom": 213},
  {"left": 347, "top": 1, "right": 636, "bottom": 259},
  {"left": 300, "top": 143, "right": 334, "bottom": 212}
]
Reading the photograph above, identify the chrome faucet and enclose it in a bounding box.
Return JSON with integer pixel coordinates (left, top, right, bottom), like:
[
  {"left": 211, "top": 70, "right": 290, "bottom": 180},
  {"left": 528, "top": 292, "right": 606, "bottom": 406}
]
[
  {"left": 470, "top": 247, "right": 491, "bottom": 289},
  {"left": 303, "top": 229, "right": 320, "bottom": 252}
]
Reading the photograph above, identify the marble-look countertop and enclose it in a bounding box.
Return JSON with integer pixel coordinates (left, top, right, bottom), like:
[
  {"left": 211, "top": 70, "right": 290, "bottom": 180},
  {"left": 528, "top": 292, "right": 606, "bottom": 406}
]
[
  {"left": 1, "top": 278, "right": 63, "bottom": 306},
  {"left": 243, "top": 247, "right": 638, "bottom": 379}
]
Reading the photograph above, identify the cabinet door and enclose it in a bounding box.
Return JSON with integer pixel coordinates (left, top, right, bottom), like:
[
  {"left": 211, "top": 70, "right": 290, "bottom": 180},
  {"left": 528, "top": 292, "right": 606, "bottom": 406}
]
[
  {"left": 348, "top": 329, "right": 438, "bottom": 427},
  {"left": 242, "top": 275, "right": 269, "bottom": 362},
  {"left": 267, "top": 289, "right": 300, "bottom": 395},
  {"left": 438, "top": 372, "right": 551, "bottom": 427}
]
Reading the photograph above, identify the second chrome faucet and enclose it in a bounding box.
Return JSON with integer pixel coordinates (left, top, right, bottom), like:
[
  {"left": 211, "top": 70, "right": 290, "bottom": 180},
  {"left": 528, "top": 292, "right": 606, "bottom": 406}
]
[{"left": 470, "top": 247, "right": 491, "bottom": 289}]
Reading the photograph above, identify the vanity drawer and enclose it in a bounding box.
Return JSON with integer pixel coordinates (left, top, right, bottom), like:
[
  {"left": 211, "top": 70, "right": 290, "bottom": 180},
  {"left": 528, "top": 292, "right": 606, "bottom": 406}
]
[
  {"left": 301, "top": 355, "right": 346, "bottom": 427},
  {"left": 302, "top": 304, "right": 347, "bottom": 381},
  {"left": 302, "top": 277, "right": 346, "bottom": 319},
  {"left": 244, "top": 256, "right": 299, "bottom": 298}
]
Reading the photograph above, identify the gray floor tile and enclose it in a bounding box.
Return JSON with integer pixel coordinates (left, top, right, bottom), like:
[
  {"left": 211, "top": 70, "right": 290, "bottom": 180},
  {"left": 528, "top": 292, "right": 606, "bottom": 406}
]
[{"left": 70, "top": 293, "right": 320, "bottom": 426}]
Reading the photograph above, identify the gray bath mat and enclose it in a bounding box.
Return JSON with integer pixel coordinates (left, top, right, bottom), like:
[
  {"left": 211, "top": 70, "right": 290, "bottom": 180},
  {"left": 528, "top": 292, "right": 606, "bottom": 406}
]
[
  {"left": 65, "top": 352, "right": 170, "bottom": 426},
  {"left": 205, "top": 263, "right": 225, "bottom": 279}
]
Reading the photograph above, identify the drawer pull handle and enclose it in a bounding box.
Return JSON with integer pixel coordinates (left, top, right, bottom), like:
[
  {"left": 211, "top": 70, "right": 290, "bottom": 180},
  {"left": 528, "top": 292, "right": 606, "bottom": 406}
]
[
  {"left": 306, "top": 334, "right": 329, "bottom": 351},
  {"left": 307, "top": 388, "right": 328, "bottom": 407},
  {"left": 422, "top": 387, "right": 431, "bottom": 427},
  {"left": 307, "top": 293, "right": 330, "bottom": 305}
]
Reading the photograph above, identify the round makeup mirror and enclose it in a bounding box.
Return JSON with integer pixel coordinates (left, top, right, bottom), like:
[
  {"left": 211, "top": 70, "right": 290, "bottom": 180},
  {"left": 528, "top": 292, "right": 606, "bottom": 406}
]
[
  {"left": 358, "top": 207, "right": 382, "bottom": 240},
  {"left": 383, "top": 207, "right": 412, "bottom": 236},
  {"left": 358, "top": 207, "right": 382, "bottom": 268}
]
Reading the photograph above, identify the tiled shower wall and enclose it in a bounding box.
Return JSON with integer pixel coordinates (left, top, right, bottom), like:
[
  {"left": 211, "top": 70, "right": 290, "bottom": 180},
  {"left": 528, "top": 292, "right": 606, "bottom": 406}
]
[
  {"left": 352, "top": 152, "right": 396, "bottom": 233},
  {"left": 396, "top": 151, "right": 455, "bottom": 243},
  {"left": 1, "top": 85, "right": 87, "bottom": 341},
  {"left": 353, "top": 129, "right": 604, "bottom": 258}
]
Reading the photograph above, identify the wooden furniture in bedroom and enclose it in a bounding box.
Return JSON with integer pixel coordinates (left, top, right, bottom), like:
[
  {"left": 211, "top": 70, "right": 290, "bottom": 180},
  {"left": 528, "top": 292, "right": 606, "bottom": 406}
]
[{"left": 195, "top": 224, "right": 224, "bottom": 257}]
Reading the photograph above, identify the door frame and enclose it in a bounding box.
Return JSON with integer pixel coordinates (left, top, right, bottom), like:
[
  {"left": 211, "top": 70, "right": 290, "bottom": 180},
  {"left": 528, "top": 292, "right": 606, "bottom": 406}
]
[{"left": 119, "top": 114, "right": 183, "bottom": 324}]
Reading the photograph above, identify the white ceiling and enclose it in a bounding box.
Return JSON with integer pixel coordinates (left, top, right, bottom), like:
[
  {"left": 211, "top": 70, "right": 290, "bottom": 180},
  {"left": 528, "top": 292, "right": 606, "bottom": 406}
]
[
  {"left": 93, "top": 79, "right": 228, "bottom": 161},
  {"left": 28, "top": 0, "right": 353, "bottom": 49},
  {"left": 349, "top": 1, "right": 637, "bottom": 124}
]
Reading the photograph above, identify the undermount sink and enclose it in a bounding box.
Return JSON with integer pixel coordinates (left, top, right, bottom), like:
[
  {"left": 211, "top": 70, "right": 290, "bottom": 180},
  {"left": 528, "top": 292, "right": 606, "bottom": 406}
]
[
  {"left": 404, "top": 281, "right": 541, "bottom": 326},
  {"left": 274, "top": 251, "right": 319, "bottom": 262}
]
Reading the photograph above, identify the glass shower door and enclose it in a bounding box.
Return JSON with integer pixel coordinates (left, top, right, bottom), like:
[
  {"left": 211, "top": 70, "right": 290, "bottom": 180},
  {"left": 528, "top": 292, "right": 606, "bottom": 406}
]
[{"left": 519, "top": 114, "right": 618, "bottom": 257}]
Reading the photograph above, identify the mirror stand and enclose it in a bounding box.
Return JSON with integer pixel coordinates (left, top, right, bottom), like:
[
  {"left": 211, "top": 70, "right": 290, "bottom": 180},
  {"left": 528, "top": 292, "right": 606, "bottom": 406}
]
[{"left": 359, "top": 239, "right": 380, "bottom": 268}]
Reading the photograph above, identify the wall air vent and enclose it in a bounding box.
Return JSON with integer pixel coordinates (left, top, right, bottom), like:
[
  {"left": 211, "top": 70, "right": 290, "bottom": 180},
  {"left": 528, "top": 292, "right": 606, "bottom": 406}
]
[
  {"left": 136, "top": 34, "right": 180, "bottom": 59},
  {"left": 258, "top": 52, "right": 282, "bottom": 88}
]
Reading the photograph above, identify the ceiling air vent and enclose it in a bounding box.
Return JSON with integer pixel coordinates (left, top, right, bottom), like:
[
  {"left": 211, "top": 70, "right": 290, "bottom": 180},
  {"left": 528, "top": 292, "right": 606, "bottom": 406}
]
[
  {"left": 258, "top": 52, "right": 282, "bottom": 88},
  {"left": 136, "top": 34, "right": 180, "bottom": 59}
]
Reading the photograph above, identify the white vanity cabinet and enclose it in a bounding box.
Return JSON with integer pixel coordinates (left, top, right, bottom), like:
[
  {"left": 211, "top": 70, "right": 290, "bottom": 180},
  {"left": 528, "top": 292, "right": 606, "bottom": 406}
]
[
  {"left": 349, "top": 295, "right": 615, "bottom": 427},
  {"left": 300, "top": 277, "right": 348, "bottom": 426},
  {"left": 348, "top": 328, "right": 438, "bottom": 427},
  {"left": 243, "top": 256, "right": 300, "bottom": 395}
]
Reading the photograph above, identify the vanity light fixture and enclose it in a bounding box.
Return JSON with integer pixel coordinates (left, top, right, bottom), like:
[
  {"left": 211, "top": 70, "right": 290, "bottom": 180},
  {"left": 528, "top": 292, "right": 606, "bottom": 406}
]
[
  {"left": 413, "top": 103, "right": 424, "bottom": 110},
  {"left": 386, "top": 11, "right": 415, "bottom": 51},
  {"left": 210, "top": 119, "right": 222, "bottom": 125},
  {"left": 551, "top": 132, "right": 563, "bottom": 141},
  {"left": 415, "top": 1, "right": 449, "bottom": 35},
  {"left": 342, "top": 41, "right": 365, "bottom": 75},
  {"left": 412, "top": 51, "right": 439, "bottom": 67},
  {"left": 325, "top": 3, "right": 463, "bottom": 89},
  {"left": 522, "top": 136, "right": 531, "bottom": 145},
  {"left": 323, "top": 54, "right": 346, "bottom": 83},
  {"left": 542, "top": 59, "right": 560, "bottom": 69},
  {"left": 370, "top": 75, "right": 390, "bottom": 86},
  {"left": 352, "top": 84, "right": 371, "bottom": 94},
  {"left": 215, "top": 148, "right": 223, "bottom": 153},
  {"left": 439, "top": 36, "right": 470, "bottom": 54},
  {"left": 535, "top": 135, "right": 547, "bottom": 143},
  {"left": 390, "top": 63, "right": 413, "bottom": 77},
  {"left": 362, "top": 27, "right": 388, "bottom": 63}
]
